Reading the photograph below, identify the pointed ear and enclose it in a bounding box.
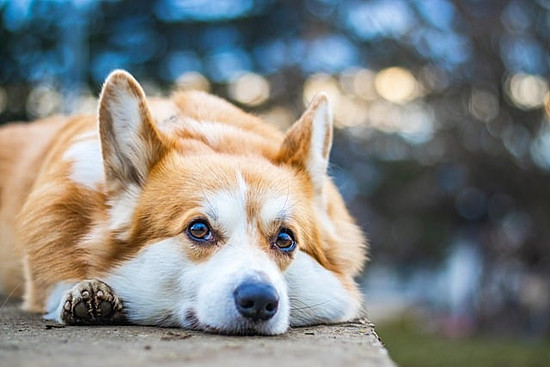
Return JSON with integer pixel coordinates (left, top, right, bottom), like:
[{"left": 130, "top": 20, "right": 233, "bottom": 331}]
[
  {"left": 98, "top": 70, "right": 167, "bottom": 195},
  {"left": 277, "top": 93, "right": 333, "bottom": 196}
]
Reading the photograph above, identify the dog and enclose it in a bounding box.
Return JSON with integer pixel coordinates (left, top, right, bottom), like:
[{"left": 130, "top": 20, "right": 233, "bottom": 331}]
[{"left": 0, "top": 70, "right": 367, "bottom": 335}]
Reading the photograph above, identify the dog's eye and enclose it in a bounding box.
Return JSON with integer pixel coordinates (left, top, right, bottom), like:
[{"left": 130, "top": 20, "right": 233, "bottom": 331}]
[
  {"left": 187, "top": 220, "right": 213, "bottom": 242},
  {"left": 275, "top": 228, "right": 296, "bottom": 252}
]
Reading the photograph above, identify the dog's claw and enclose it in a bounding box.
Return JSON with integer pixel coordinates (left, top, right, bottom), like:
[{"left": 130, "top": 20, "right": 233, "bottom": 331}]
[{"left": 61, "top": 279, "right": 125, "bottom": 325}]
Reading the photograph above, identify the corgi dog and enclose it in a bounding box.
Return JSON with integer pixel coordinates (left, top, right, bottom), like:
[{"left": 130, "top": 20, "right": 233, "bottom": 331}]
[{"left": 0, "top": 70, "right": 367, "bottom": 335}]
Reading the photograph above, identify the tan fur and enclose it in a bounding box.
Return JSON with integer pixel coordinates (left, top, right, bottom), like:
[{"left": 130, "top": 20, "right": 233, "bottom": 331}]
[
  {"left": 0, "top": 72, "right": 367, "bottom": 313},
  {"left": 0, "top": 117, "right": 75, "bottom": 298}
]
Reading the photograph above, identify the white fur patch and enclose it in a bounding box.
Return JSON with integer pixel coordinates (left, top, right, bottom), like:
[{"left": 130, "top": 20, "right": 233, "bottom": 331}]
[
  {"left": 63, "top": 138, "right": 104, "bottom": 190},
  {"left": 44, "top": 281, "right": 77, "bottom": 322},
  {"left": 77, "top": 223, "right": 111, "bottom": 252},
  {"left": 108, "top": 184, "right": 141, "bottom": 239},
  {"left": 285, "top": 250, "right": 359, "bottom": 326},
  {"left": 104, "top": 238, "right": 187, "bottom": 326}
]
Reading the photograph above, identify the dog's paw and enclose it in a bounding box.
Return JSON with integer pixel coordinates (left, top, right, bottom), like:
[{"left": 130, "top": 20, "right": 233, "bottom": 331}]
[{"left": 61, "top": 279, "right": 125, "bottom": 325}]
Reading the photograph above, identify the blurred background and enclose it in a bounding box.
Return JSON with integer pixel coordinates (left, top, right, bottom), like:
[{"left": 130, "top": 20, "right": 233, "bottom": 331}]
[{"left": 1, "top": 0, "right": 549, "bottom": 365}]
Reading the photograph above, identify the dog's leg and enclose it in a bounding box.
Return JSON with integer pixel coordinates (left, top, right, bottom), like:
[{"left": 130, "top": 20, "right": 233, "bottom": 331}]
[{"left": 60, "top": 279, "right": 125, "bottom": 325}]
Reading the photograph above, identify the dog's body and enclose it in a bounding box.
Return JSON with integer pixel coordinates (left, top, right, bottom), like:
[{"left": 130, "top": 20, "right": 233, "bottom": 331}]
[{"left": 0, "top": 71, "right": 366, "bottom": 334}]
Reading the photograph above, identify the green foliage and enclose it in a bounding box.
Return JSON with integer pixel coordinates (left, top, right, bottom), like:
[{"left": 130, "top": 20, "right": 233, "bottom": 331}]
[{"left": 377, "top": 319, "right": 550, "bottom": 367}]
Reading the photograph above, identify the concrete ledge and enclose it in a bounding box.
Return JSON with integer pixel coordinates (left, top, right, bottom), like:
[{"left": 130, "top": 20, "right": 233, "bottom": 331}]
[{"left": 0, "top": 296, "right": 396, "bottom": 367}]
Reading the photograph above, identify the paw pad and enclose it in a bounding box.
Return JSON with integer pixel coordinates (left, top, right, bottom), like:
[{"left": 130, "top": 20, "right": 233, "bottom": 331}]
[{"left": 60, "top": 279, "right": 124, "bottom": 325}]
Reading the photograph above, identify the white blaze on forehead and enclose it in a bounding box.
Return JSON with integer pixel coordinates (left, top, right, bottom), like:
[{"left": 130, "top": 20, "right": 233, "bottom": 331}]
[
  {"left": 204, "top": 175, "right": 294, "bottom": 234},
  {"left": 63, "top": 135, "right": 105, "bottom": 190},
  {"left": 202, "top": 173, "right": 249, "bottom": 236}
]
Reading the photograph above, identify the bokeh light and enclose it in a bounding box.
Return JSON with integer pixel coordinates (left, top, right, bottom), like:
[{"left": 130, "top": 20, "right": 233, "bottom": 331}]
[
  {"left": 374, "top": 67, "right": 419, "bottom": 104},
  {"left": 176, "top": 71, "right": 211, "bottom": 92},
  {"left": 506, "top": 73, "right": 549, "bottom": 110},
  {"left": 228, "top": 72, "right": 270, "bottom": 107},
  {"left": 303, "top": 73, "right": 341, "bottom": 105},
  {"left": 261, "top": 106, "right": 296, "bottom": 130},
  {"left": 339, "top": 68, "right": 378, "bottom": 101},
  {"left": 26, "top": 85, "right": 62, "bottom": 118},
  {"left": 469, "top": 88, "right": 499, "bottom": 122}
]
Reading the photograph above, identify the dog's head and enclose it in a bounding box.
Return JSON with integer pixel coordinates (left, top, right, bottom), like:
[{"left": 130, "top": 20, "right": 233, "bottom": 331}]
[{"left": 98, "top": 71, "right": 365, "bottom": 335}]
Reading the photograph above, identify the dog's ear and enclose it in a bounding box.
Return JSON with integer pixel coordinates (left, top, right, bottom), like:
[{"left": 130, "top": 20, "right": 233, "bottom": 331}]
[
  {"left": 278, "top": 93, "right": 333, "bottom": 197},
  {"left": 98, "top": 70, "right": 167, "bottom": 195}
]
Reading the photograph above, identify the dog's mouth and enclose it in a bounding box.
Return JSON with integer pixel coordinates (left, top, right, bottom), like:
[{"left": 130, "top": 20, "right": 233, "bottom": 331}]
[
  {"left": 184, "top": 309, "right": 201, "bottom": 329},
  {"left": 183, "top": 309, "right": 283, "bottom": 336},
  {"left": 198, "top": 321, "right": 281, "bottom": 336}
]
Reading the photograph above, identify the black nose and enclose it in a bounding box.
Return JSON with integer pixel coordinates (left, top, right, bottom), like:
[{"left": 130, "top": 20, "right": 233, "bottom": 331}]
[{"left": 233, "top": 282, "right": 279, "bottom": 321}]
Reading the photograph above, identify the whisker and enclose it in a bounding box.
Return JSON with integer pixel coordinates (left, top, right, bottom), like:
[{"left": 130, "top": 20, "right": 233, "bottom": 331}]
[
  {"left": 289, "top": 296, "right": 341, "bottom": 311},
  {"left": 0, "top": 281, "right": 22, "bottom": 310}
]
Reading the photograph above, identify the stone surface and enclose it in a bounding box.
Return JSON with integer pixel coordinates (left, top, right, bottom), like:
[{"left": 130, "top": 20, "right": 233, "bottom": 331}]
[{"left": 0, "top": 296, "right": 396, "bottom": 367}]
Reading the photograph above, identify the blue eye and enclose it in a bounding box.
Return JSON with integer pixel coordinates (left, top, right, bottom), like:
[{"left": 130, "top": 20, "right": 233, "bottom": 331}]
[
  {"left": 187, "top": 220, "right": 213, "bottom": 242},
  {"left": 275, "top": 229, "right": 296, "bottom": 252}
]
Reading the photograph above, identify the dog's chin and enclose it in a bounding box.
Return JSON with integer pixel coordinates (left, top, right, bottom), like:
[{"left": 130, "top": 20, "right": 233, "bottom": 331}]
[
  {"left": 182, "top": 309, "right": 288, "bottom": 336},
  {"left": 200, "top": 321, "right": 288, "bottom": 336}
]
